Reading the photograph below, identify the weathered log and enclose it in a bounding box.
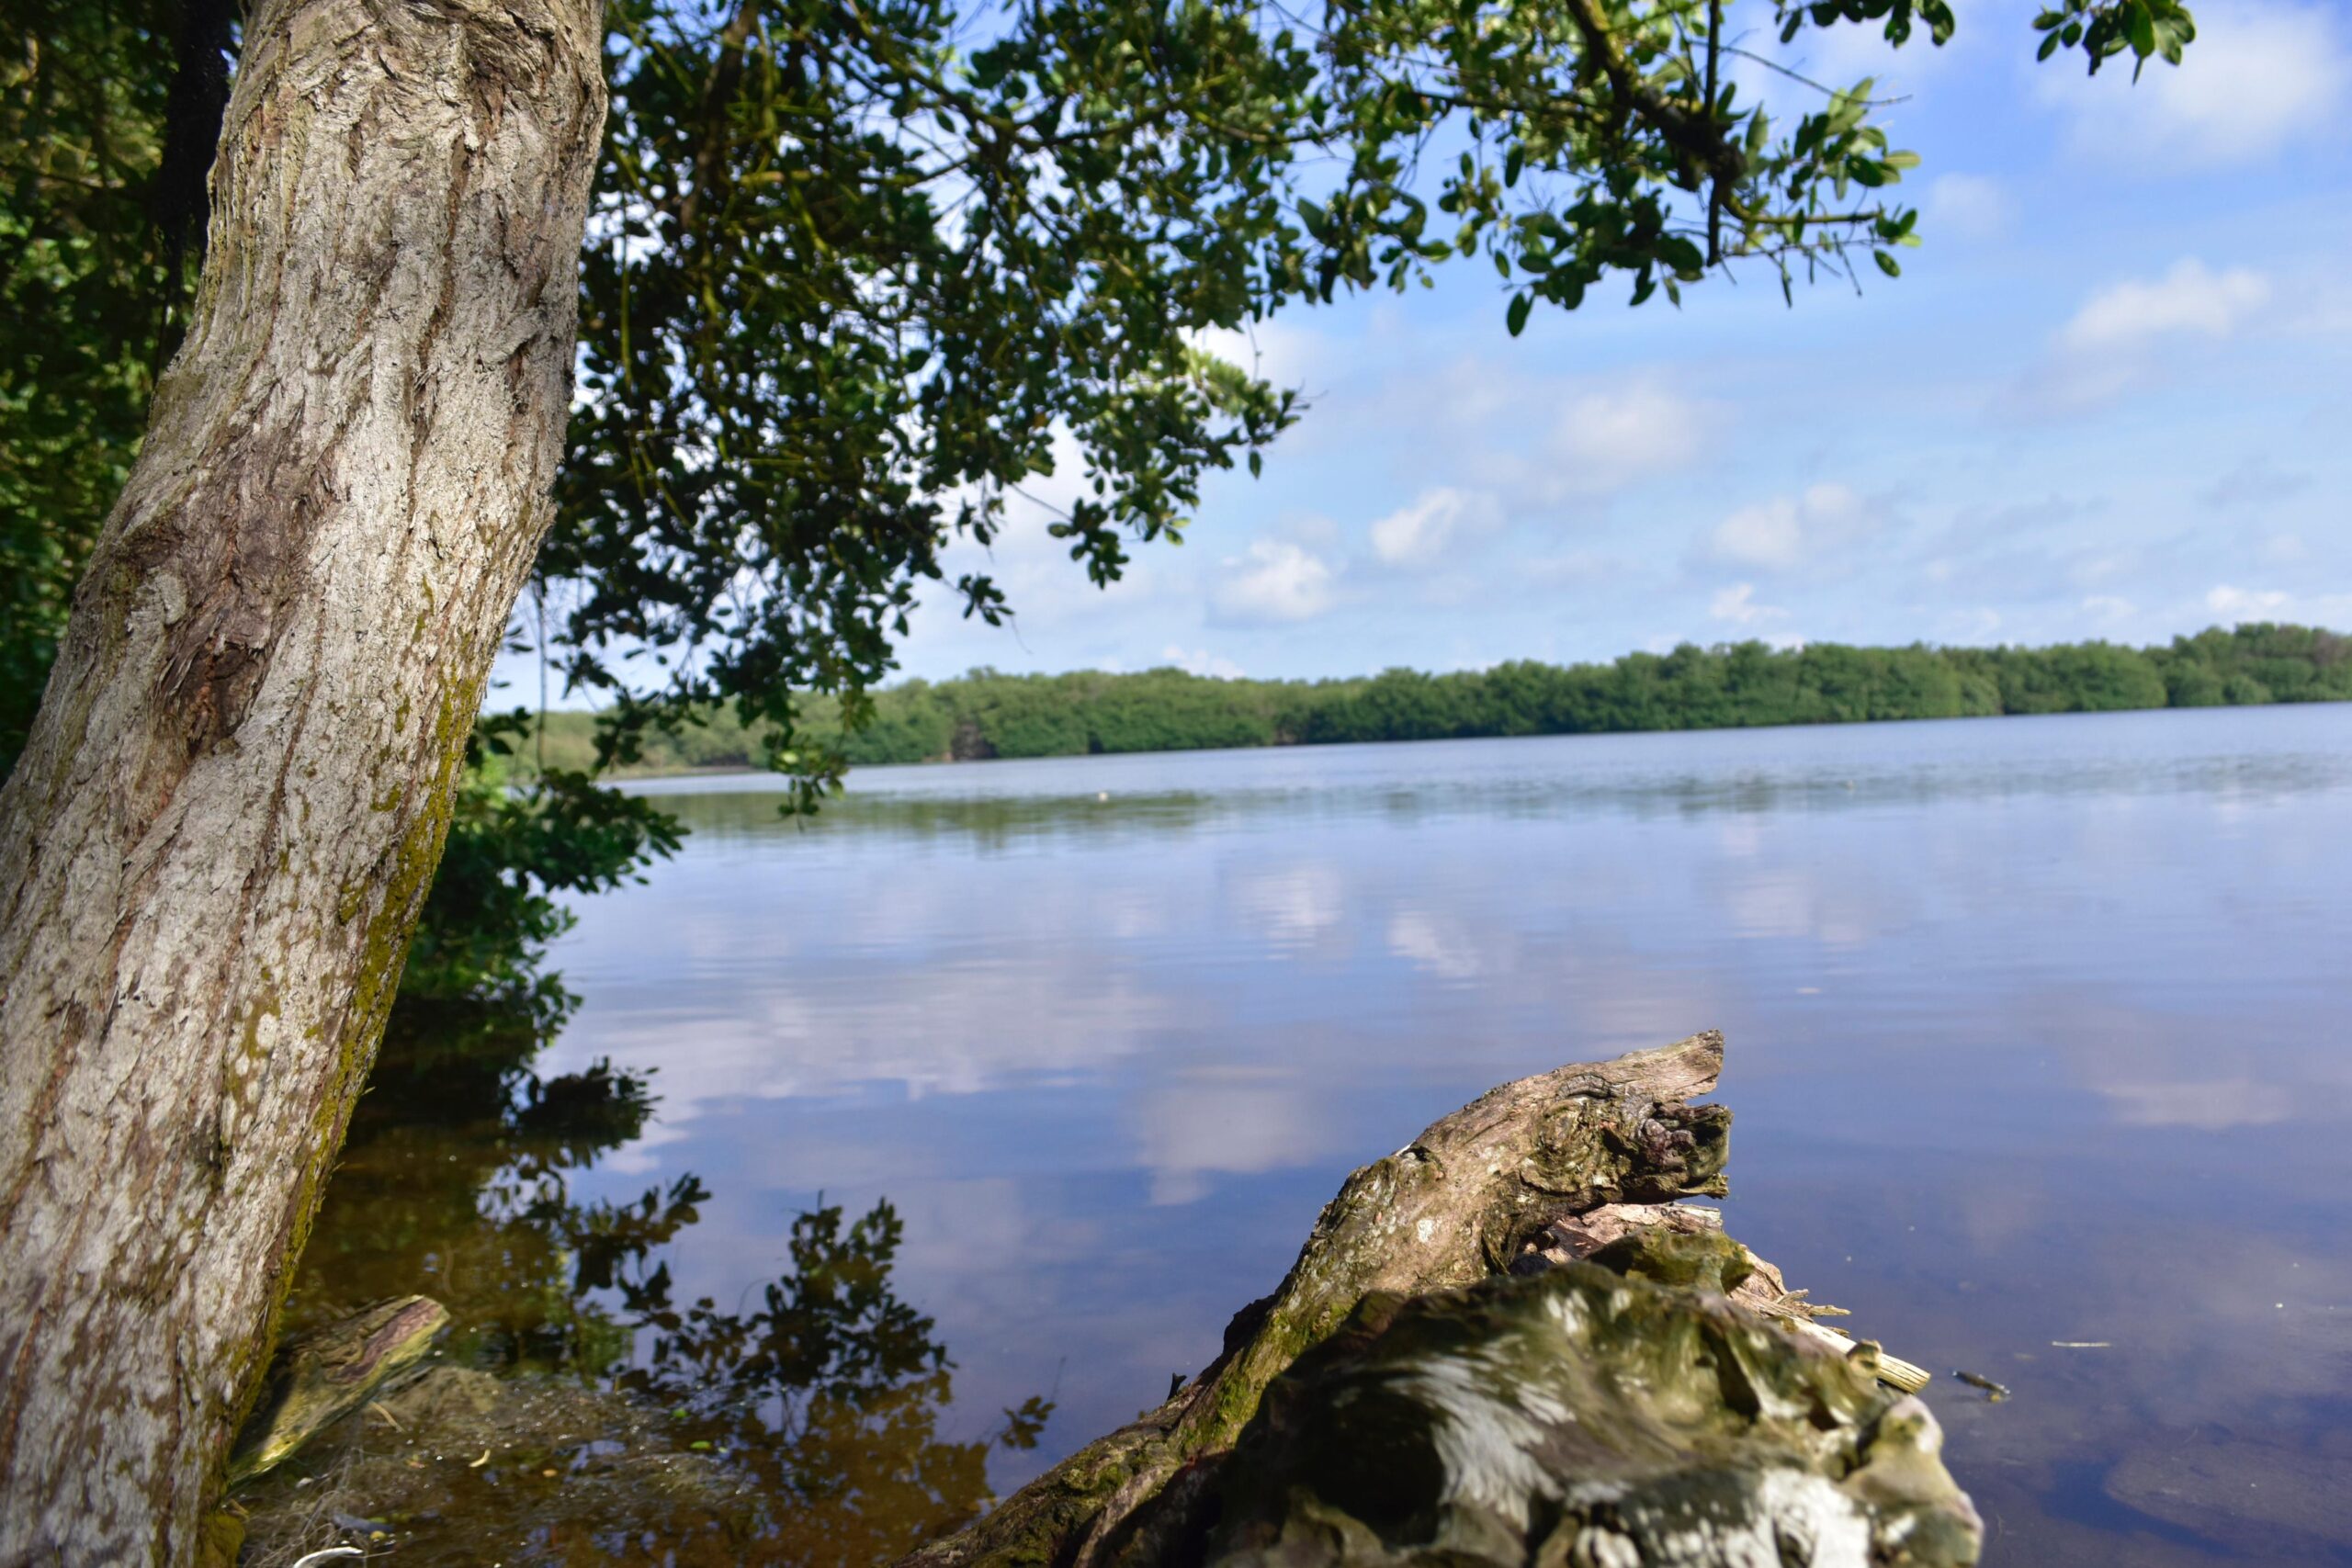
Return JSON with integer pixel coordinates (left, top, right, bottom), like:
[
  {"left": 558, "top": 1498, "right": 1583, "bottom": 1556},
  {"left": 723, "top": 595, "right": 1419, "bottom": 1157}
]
[
  {"left": 906, "top": 1032, "right": 1975, "bottom": 1568},
  {"left": 904, "top": 1032, "right": 1739, "bottom": 1568},
  {"left": 225, "top": 1296, "right": 448, "bottom": 1485}
]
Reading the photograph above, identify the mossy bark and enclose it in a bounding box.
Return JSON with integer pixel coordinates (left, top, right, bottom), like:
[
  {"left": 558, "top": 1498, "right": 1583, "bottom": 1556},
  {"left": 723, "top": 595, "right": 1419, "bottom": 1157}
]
[{"left": 0, "top": 0, "right": 605, "bottom": 1556}]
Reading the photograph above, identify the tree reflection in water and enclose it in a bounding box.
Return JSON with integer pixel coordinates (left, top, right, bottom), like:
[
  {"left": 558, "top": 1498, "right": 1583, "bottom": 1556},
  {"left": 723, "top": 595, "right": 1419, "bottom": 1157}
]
[
  {"left": 274, "top": 996, "right": 1049, "bottom": 1562},
  {"left": 621, "top": 1201, "right": 1053, "bottom": 1562}
]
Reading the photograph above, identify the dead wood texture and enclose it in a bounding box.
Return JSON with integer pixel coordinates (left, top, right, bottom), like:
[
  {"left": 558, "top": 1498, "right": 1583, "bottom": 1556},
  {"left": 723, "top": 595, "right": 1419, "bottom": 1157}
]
[
  {"left": 903, "top": 1031, "right": 1733, "bottom": 1568},
  {"left": 227, "top": 1295, "right": 449, "bottom": 1485}
]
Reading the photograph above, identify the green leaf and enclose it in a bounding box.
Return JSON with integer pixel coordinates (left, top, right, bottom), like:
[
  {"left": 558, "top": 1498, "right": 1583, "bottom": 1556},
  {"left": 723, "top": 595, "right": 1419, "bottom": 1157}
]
[
  {"left": 1506, "top": 293, "right": 1532, "bottom": 337},
  {"left": 1873, "top": 249, "right": 1901, "bottom": 277}
]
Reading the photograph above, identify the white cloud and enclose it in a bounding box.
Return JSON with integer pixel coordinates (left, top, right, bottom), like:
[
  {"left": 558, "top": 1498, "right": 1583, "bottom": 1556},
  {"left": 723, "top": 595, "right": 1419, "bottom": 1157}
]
[
  {"left": 1229, "top": 862, "right": 1348, "bottom": 947},
  {"left": 2195, "top": 583, "right": 2352, "bottom": 627},
  {"left": 1924, "top": 174, "right": 2016, "bottom": 243},
  {"left": 2039, "top": 0, "right": 2348, "bottom": 167},
  {"left": 1340, "top": 364, "right": 1711, "bottom": 515},
  {"left": 1133, "top": 1069, "right": 1326, "bottom": 1207},
  {"left": 1710, "top": 583, "right": 1787, "bottom": 627},
  {"left": 2102, "top": 1078, "right": 2297, "bottom": 1130},
  {"left": 1712, "top": 502, "right": 1801, "bottom": 570},
  {"left": 2021, "top": 259, "right": 2274, "bottom": 412},
  {"left": 1543, "top": 384, "right": 1708, "bottom": 498},
  {"left": 2206, "top": 583, "right": 2292, "bottom": 618},
  {"left": 1212, "top": 538, "right": 1336, "bottom": 624},
  {"left": 1704, "top": 483, "right": 1880, "bottom": 572},
  {"left": 2061, "top": 259, "right": 2272, "bottom": 353},
  {"left": 2082, "top": 594, "right": 2138, "bottom": 626},
  {"left": 2201, "top": 457, "right": 2312, "bottom": 511},
  {"left": 1160, "top": 643, "right": 1244, "bottom": 680},
  {"left": 1386, "top": 908, "right": 1490, "bottom": 981},
  {"left": 1938, "top": 607, "right": 2005, "bottom": 645},
  {"left": 1368, "top": 487, "right": 1503, "bottom": 566},
  {"left": 1188, "top": 319, "right": 1321, "bottom": 389}
]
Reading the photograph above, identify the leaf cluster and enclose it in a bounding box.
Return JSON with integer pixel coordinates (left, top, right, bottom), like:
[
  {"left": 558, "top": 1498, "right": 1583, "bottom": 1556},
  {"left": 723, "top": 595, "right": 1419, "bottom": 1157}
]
[{"left": 2029, "top": 0, "right": 2195, "bottom": 74}]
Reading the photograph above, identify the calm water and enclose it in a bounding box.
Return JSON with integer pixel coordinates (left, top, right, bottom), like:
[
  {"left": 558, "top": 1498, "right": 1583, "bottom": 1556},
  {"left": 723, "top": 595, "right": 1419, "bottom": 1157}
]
[{"left": 506, "top": 707, "right": 2349, "bottom": 1562}]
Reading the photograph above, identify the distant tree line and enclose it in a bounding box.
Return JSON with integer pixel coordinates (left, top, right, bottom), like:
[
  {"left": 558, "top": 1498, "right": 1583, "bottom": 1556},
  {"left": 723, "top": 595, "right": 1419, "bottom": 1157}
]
[{"left": 522, "top": 623, "right": 2350, "bottom": 775}]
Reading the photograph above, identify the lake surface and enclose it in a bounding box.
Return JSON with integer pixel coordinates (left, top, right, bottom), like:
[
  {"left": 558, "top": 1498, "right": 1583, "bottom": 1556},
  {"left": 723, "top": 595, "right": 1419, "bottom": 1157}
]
[{"left": 399, "top": 706, "right": 2352, "bottom": 1562}]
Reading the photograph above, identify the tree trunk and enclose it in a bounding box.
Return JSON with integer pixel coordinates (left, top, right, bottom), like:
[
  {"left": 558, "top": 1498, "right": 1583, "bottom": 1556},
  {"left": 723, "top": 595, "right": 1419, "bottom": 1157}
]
[{"left": 0, "top": 0, "right": 604, "bottom": 1555}]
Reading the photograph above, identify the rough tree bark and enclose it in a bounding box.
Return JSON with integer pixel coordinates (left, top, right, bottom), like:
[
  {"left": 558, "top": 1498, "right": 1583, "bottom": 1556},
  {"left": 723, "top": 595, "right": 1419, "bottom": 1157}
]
[{"left": 0, "top": 0, "right": 605, "bottom": 1556}]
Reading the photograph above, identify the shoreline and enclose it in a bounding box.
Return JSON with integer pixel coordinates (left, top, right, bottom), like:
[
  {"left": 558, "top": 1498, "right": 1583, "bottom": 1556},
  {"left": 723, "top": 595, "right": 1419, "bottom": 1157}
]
[{"left": 572, "top": 694, "right": 2352, "bottom": 784}]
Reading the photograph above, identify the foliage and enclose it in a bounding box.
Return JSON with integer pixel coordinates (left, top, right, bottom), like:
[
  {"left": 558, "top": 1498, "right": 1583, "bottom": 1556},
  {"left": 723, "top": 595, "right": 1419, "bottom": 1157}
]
[
  {"left": 394, "top": 718, "right": 683, "bottom": 1020},
  {"left": 0, "top": 0, "right": 201, "bottom": 766},
  {"left": 284, "top": 989, "right": 670, "bottom": 1371},
  {"left": 510, "top": 623, "right": 2351, "bottom": 773},
  {"left": 616, "top": 1199, "right": 1052, "bottom": 1561}
]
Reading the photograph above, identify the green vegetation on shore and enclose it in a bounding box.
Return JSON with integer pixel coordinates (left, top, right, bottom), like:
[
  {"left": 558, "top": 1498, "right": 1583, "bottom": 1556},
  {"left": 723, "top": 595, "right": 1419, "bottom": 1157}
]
[{"left": 521, "top": 623, "right": 2350, "bottom": 776}]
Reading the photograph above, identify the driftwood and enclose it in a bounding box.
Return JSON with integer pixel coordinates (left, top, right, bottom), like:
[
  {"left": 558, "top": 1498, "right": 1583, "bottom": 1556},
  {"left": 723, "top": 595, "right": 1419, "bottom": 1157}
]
[
  {"left": 905, "top": 1032, "right": 1977, "bottom": 1568},
  {"left": 226, "top": 1296, "right": 448, "bottom": 1484}
]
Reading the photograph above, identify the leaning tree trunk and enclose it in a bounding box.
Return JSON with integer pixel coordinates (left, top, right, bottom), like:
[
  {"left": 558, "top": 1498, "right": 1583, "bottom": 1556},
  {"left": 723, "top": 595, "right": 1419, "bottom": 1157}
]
[{"left": 0, "top": 0, "right": 605, "bottom": 1556}]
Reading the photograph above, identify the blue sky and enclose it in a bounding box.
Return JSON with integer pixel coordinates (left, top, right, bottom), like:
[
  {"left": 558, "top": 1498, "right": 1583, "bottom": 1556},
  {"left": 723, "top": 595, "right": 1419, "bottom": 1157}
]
[{"left": 888, "top": 0, "right": 2352, "bottom": 683}]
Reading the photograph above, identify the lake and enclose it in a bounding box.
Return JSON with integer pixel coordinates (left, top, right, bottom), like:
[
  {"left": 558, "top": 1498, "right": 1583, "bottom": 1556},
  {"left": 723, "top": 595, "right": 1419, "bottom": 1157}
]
[{"left": 349, "top": 705, "right": 2352, "bottom": 1562}]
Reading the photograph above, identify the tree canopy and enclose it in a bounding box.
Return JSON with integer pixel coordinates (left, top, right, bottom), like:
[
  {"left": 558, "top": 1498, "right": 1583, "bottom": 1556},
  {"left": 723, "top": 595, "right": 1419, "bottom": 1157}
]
[
  {"left": 543, "top": 0, "right": 2194, "bottom": 791},
  {"left": 512, "top": 622, "right": 2350, "bottom": 772},
  {"left": 9, "top": 0, "right": 2199, "bottom": 767}
]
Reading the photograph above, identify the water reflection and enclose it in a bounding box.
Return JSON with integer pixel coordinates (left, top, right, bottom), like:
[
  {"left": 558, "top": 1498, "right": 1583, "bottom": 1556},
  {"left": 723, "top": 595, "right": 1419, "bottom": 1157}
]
[
  {"left": 267, "top": 999, "right": 1050, "bottom": 1562},
  {"left": 616, "top": 1201, "right": 1051, "bottom": 1562},
  {"left": 287, "top": 996, "right": 677, "bottom": 1374},
  {"left": 546, "top": 706, "right": 2352, "bottom": 1566}
]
